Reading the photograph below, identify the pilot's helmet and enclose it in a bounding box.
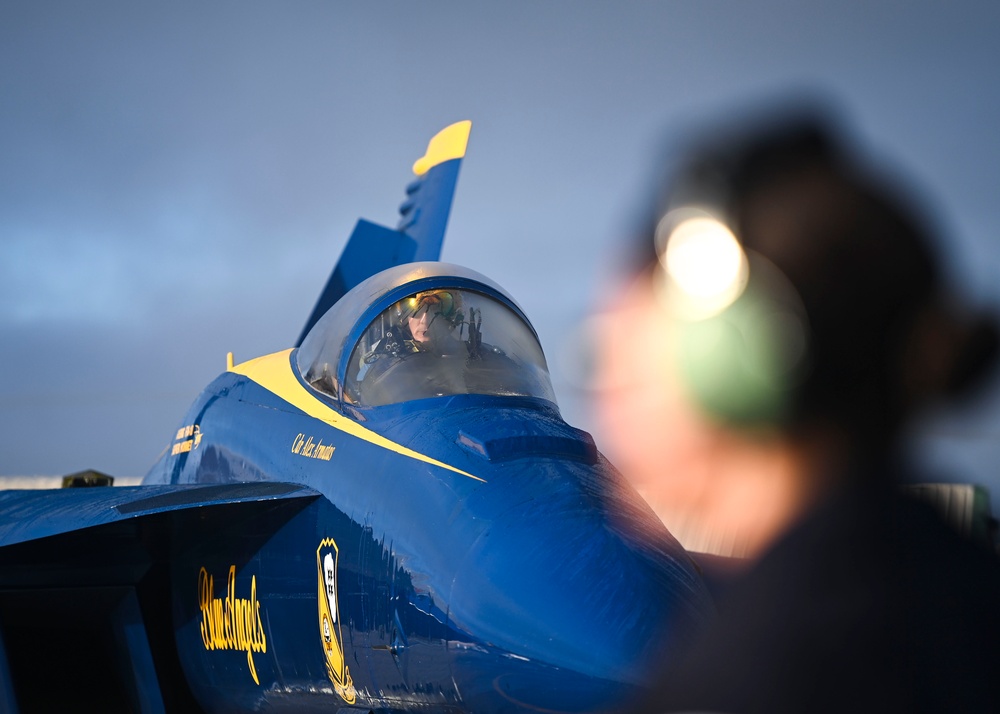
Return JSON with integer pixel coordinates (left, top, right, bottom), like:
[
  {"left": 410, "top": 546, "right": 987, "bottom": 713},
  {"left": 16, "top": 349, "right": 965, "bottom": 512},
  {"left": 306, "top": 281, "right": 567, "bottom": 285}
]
[{"left": 394, "top": 290, "right": 464, "bottom": 329}]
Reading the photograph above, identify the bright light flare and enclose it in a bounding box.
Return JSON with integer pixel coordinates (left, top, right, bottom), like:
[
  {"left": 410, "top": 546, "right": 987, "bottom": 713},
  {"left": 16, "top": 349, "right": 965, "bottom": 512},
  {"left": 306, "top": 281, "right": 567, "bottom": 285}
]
[{"left": 656, "top": 211, "right": 749, "bottom": 319}]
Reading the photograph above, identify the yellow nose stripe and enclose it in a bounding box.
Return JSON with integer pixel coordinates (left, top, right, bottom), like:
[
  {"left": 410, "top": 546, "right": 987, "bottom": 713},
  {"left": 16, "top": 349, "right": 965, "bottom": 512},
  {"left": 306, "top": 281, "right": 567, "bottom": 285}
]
[{"left": 230, "top": 349, "right": 484, "bottom": 483}]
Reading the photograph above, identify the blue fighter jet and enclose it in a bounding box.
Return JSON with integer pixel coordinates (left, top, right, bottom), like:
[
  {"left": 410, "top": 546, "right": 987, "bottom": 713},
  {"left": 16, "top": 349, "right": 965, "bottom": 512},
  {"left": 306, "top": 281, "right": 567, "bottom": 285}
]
[{"left": 0, "top": 122, "right": 712, "bottom": 713}]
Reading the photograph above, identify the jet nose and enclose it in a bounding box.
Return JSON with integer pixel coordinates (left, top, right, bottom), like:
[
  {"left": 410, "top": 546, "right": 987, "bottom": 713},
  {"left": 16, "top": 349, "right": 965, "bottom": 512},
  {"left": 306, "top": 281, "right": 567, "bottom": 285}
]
[{"left": 446, "top": 469, "right": 713, "bottom": 711}]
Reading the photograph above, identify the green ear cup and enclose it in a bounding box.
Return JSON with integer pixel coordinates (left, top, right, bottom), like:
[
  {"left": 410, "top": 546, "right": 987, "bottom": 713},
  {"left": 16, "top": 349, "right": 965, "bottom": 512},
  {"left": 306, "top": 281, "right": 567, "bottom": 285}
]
[{"left": 674, "top": 255, "right": 809, "bottom": 427}]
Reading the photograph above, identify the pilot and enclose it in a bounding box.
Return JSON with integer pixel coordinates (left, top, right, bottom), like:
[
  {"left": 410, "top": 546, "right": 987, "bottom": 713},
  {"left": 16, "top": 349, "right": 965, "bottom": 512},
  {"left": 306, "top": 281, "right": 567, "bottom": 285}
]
[
  {"left": 353, "top": 289, "right": 468, "bottom": 404},
  {"left": 359, "top": 289, "right": 466, "bottom": 365},
  {"left": 600, "top": 106, "right": 1000, "bottom": 712},
  {"left": 396, "top": 290, "right": 466, "bottom": 353}
]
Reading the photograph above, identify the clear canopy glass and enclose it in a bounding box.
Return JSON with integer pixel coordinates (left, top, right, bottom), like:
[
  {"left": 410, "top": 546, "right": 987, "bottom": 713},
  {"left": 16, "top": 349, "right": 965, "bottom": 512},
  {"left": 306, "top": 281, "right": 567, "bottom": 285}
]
[{"left": 297, "top": 267, "right": 556, "bottom": 408}]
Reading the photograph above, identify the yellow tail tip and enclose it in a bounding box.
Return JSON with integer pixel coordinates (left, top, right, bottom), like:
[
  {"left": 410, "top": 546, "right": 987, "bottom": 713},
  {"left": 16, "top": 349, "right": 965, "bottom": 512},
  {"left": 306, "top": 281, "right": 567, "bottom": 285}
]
[{"left": 412, "top": 120, "right": 472, "bottom": 176}]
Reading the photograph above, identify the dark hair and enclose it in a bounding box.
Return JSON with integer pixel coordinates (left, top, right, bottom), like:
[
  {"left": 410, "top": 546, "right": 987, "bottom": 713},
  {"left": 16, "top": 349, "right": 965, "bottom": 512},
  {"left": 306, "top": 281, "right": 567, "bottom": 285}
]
[{"left": 657, "top": 110, "right": 998, "bottom": 448}]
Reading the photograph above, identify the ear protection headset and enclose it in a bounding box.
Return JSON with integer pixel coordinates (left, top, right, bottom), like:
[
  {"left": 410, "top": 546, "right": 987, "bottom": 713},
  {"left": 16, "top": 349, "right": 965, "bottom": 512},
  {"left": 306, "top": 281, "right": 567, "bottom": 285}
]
[{"left": 653, "top": 207, "right": 811, "bottom": 428}]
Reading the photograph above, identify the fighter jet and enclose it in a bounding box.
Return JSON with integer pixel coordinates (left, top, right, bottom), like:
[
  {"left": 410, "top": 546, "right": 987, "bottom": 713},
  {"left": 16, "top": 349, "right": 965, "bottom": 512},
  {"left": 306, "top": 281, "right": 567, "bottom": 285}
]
[{"left": 0, "top": 121, "right": 712, "bottom": 713}]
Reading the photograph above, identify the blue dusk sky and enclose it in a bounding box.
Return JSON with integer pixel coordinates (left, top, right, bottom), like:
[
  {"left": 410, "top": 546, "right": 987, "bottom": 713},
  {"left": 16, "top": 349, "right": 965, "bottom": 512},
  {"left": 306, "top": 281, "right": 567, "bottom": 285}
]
[{"left": 3, "top": 2, "right": 1000, "bottom": 508}]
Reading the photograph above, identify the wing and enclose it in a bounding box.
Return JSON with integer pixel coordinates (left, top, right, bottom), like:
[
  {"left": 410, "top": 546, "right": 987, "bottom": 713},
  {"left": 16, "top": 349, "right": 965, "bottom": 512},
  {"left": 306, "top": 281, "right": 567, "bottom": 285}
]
[
  {"left": 0, "top": 482, "right": 322, "bottom": 712},
  {"left": 295, "top": 120, "right": 472, "bottom": 346}
]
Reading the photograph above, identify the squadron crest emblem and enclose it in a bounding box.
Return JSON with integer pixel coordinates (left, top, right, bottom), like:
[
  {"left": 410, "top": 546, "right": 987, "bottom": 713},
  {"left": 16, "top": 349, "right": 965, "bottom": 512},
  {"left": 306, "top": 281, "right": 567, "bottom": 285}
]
[{"left": 316, "top": 538, "right": 356, "bottom": 703}]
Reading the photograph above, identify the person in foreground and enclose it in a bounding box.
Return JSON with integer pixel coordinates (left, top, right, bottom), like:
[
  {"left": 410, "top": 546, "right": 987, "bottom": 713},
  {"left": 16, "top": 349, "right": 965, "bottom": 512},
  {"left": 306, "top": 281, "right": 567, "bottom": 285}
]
[{"left": 615, "top": 107, "right": 1000, "bottom": 713}]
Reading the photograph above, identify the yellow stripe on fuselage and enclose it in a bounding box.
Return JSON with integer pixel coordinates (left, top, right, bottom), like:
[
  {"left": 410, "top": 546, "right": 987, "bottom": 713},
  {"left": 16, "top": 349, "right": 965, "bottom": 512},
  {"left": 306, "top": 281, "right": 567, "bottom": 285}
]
[{"left": 230, "top": 349, "right": 484, "bottom": 483}]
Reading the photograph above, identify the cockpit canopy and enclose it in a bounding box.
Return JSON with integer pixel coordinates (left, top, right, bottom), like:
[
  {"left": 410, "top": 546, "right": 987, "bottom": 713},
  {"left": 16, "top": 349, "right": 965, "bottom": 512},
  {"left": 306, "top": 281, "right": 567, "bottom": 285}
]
[{"left": 296, "top": 263, "right": 557, "bottom": 408}]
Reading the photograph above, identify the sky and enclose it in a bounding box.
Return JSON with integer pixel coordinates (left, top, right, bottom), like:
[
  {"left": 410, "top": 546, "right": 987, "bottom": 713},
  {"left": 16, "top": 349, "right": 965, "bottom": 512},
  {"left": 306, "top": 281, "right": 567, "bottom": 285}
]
[{"left": 4, "top": 1, "right": 1000, "bottom": 508}]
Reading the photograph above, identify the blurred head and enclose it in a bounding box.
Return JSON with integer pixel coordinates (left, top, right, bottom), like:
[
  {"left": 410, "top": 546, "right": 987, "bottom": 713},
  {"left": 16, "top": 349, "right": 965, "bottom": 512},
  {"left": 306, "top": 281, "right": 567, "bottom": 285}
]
[
  {"left": 651, "top": 110, "right": 998, "bottom": 453},
  {"left": 592, "top": 105, "right": 999, "bottom": 555}
]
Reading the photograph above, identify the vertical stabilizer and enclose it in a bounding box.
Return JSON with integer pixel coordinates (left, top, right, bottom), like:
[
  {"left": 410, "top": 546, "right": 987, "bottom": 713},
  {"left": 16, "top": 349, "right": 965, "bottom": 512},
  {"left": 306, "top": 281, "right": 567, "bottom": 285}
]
[{"left": 295, "top": 121, "right": 472, "bottom": 347}]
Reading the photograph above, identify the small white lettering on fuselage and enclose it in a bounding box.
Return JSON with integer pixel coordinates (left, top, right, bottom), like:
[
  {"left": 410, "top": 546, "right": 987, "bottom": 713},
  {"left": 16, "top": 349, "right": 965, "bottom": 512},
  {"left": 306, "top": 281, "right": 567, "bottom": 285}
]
[
  {"left": 291, "top": 433, "right": 335, "bottom": 461},
  {"left": 172, "top": 424, "right": 203, "bottom": 455}
]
